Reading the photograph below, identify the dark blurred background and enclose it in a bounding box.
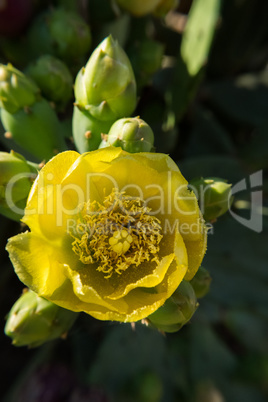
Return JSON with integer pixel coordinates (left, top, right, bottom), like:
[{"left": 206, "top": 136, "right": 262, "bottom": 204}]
[{"left": 0, "top": 0, "right": 268, "bottom": 401}]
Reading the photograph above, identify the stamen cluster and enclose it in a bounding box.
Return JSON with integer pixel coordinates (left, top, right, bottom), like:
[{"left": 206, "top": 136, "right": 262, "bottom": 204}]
[{"left": 71, "top": 189, "right": 163, "bottom": 278}]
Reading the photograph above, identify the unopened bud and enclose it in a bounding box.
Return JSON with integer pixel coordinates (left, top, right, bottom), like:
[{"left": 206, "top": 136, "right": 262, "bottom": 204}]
[
  {"left": 190, "top": 266, "right": 211, "bottom": 298},
  {"left": 26, "top": 55, "right": 73, "bottom": 107},
  {"left": 74, "top": 35, "right": 136, "bottom": 121},
  {"left": 128, "top": 40, "right": 164, "bottom": 89},
  {"left": 0, "top": 63, "right": 40, "bottom": 114},
  {"left": 147, "top": 280, "right": 198, "bottom": 333},
  {"left": 5, "top": 290, "right": 78, "bottom": 348},
  {"left": 99, "top": 117, "right": 154, "bottom": 153},
  {"left": 28, "top": 8, "right": 91, "bottom": 64},
  {"left": 0, "top": 151, "right": 37, "bottom": 221},
  {"left": 189, "top": 177, "right": 233, "bottom": 221}
]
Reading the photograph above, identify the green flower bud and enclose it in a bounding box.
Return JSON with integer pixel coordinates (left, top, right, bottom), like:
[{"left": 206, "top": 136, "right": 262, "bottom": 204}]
[
  {"left": 73, "top": 106, "right": 113, "bottom": 153},
  {"left": 190, "top": 266, "right": 211, "bottom": 298},
  {"left": 26, "top": 55, "right": 73, "bottom": 107},
  {"left": 153, "top": 0, "right": 179, "bottom": 17},
  {"left": 74, "top": 35, "right": 137, "bottom": 121},
  {"left": 189, "top": 177, "right": 233, "bottom": 222},
  {"left": 128, "top": 40, "right": 164, "bottom": 89},
  {"left": 0, "top": 63, "right": 40, "bottom": 114},
  {"left": 28, "top": 8, "right": 91, "bottom": 64},
  {"left": 1, "top": 98, "right": 67, "bottom": 161},
  {"left": 115, "top": 0, "right": 161, "bottom": 16},
  {"left": 147, "top": 281, "right": 198, "bottom": 333},
  {"left": 130, "top": 40, "right": 164, "bottom": 76},
  {"left": 5, "top": 290, "right": 78, "bottom": 348},
  {"left": 0, "top": 151, "right": 38, "bottom": 221},
  {"left": 99, "top": 117, "right": 155, "bottom": 153}
]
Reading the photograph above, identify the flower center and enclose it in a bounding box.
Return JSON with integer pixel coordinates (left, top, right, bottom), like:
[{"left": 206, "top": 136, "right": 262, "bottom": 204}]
[
  {"left": 70, "top": 188, "right": 163, "bottom": 278},
  {"left": 109, "top": 229, "right": 133, "bottom": 255}
]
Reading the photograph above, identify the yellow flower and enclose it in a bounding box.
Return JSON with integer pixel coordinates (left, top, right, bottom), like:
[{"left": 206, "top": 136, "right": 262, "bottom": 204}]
[{"left": 6, "top": 147, "right": 207, "bottom": 323}]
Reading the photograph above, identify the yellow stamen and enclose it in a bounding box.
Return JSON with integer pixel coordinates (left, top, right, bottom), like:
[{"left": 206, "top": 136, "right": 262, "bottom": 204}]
[{"left": 70, "top": 189, "right": 162, "bottom": 279}]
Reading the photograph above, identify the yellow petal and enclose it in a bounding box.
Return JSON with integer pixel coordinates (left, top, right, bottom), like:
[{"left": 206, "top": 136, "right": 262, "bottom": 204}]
[
  {"left": 107, "top": 254, "right": 175, "bottom": 300},
  {"left": 65, "top": 267, "right": 129, "bottom": 314},
  {"left": 83, "top": 146, "right": 125, "bottom": 172},
  {"left": 6, "top": 147, "right": 207, "bottom": 324},
  {"left": 23, "top": 151, "right": 80, "bottom": 241},
  {"left": 124, "top": 151, "right": 181, "bottom": 174},
  {"left": 91, "top": 229, "right": 188, "bottom": 322},
  {"left": 156, "top": 171, "right": 204, "bottom": 242},
  {"left": 6, "top": 232, "right": 67, "bottom": 297},
  {"left": 183, "top": 228, "right": 207, "bottom": 280},
  {"left": 47, "top": 274, "right": 125, "bottom": 316},
  {"left": 89, "top": 257, "right": 185, "bottom": 322}
]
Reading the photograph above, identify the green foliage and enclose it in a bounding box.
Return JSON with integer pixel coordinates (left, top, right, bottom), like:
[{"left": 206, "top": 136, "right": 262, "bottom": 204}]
[
  {"left": 181, "top": 0, "right": 221, "bottom": 76},
  {"left": 1, "top": 99, "right": 67, "bottom": 161}
]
